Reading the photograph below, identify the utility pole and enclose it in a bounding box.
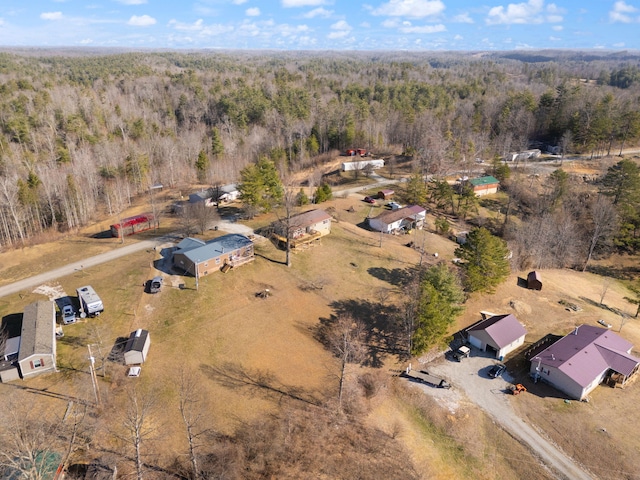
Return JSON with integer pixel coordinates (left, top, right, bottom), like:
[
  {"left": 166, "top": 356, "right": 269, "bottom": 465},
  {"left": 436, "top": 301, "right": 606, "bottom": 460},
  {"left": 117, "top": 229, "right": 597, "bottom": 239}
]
[
  {"left": 87, "top": 344, "right": 101, "bottom": 406},
  {"left": 195, "top": 260, "right": 200, "bottom": 291}
]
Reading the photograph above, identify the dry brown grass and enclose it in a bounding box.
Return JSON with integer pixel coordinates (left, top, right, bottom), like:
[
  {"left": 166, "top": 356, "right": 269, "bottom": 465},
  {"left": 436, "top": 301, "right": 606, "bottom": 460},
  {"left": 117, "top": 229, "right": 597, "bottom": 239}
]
[{"left": 2, "top": 191, "right": 640, "bottom": 478}]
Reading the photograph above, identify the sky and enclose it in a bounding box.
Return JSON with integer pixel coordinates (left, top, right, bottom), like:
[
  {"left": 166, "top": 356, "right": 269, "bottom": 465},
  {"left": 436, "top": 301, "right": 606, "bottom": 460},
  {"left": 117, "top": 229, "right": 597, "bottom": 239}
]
[{"left": 0, "top": 0, "right": 638, "bottom": 51}]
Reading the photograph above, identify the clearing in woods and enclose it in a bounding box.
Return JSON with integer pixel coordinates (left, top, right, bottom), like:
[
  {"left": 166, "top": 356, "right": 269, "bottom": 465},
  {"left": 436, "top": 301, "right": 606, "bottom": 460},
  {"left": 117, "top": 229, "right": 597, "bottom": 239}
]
[{"left": 0, "top": 194, "right": 639, "bottom": 479}]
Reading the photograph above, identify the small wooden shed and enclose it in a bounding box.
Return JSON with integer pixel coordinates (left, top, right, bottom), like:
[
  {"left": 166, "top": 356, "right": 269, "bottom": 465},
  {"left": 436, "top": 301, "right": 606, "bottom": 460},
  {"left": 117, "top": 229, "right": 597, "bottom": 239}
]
[
  {"left": 377, "top": 189, "right": 394, "bottom": 200},
  {"left": 527, "top": 271, "right": 542, "bottom": 290},
  {"left": 124, "top": 329, "right": 151, "bottom": 365}
]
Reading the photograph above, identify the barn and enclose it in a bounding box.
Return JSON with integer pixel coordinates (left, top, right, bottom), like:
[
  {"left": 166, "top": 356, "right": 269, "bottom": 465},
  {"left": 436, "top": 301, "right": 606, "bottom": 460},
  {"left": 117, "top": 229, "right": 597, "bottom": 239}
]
[
  {"left": 17, "top": 301, "right": 57, "bottom": 379},
  {"left": 172, "top": 234, "right": 255, "bottom": 277},
  {"left": 527, "top": 271, "right": 543, "bottom": 290},
  {"left": 124, "top": 329, "right": 151, "bottom": 365}
]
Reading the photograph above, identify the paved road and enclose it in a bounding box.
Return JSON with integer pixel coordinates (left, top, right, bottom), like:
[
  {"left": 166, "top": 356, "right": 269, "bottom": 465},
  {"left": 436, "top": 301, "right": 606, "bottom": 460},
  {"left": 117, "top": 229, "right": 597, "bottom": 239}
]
[
  {"left": 410, "top": 352, "right": 595, "bottom": 480},
  {"left": 0, "top": 236, "right": 174, "bottom": 299}
]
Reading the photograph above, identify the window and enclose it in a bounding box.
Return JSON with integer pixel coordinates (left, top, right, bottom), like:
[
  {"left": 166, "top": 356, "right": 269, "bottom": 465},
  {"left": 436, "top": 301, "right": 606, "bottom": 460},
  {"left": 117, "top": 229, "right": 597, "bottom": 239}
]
[
  {"left": 33, "top": 359, "right": 42, "bottom": 368},
  {"left": 215, "top": 258, "right": 220, "bottom": 264}
]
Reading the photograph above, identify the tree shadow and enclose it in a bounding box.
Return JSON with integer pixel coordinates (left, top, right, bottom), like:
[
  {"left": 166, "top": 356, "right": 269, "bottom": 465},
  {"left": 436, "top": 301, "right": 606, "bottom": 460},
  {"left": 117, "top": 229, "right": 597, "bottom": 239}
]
[
  {"left": 199, "top": 362, "right": 324, "bottom": 407},
  {"left": 586, "top": 264, "right": 640, "bottom": 281},
  {"left": 578, "top": 296, "right": 629, "bottom": 317},
  {"left": 318, "top": 299, "right": 405, "bottom": 368},
  {"left": 367, "top": 266, "right": 417, "bottom": 288}
]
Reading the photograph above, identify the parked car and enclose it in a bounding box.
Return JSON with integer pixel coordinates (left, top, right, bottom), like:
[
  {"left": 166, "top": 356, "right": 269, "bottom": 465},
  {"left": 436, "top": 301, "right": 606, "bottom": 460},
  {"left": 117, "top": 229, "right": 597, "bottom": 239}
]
[
  {"left": 149, "top": 276, "right": 163, "bottom": 294},
  {"left": 62, "top": 304, "right": 77, "bottom": 325},
  {"left": 127, "top": 366, "right": 141, "bottom": 377},
  {"left": 597, "top": 319, "right": 612, "bottom": 328},
  {"left": 387, "top": 201, "right": 402, "bottom": 210},
  {"left": 488, "top": 364, "right": 506, "bottom": 378},
  {"left": 363, "top": 196, "right": 376, "bottom": 204}
]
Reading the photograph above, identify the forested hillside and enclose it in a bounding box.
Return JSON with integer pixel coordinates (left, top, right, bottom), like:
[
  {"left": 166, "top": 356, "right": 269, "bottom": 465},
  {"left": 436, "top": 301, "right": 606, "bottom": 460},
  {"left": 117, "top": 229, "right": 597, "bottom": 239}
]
[{"left": 1, "top": 49, "right": 640, "bottom": 248}]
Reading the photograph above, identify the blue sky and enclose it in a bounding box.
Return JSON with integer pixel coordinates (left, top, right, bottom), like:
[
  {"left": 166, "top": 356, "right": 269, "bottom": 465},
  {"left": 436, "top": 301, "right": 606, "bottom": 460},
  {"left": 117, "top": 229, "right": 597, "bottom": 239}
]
[{"left": 0, "top": 0, "right": 638, "bottom": 51}]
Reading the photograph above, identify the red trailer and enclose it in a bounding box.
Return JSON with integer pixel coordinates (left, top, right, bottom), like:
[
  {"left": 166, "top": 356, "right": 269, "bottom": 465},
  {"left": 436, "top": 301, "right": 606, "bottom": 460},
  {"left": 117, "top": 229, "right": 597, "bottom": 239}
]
[{"left": 110, "top": 213, "right": 157, "bottom": 237}]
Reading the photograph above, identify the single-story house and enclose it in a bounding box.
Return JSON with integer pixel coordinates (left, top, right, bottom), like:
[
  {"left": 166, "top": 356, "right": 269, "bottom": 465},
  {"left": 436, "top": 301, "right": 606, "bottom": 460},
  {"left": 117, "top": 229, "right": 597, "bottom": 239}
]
[
  {"left": 527, "top": 271, "right": 543, "bottom": 290},
  {"left": 17, "top": 301, "right": 57, "bottom": 379},
  {"left": 466, "top": 313, "right": 527, "bottom": 360},
  {"left": 530, "top": 325, "right": 640, "bottom": 400},
  {"left": 124, "top": 329, "right": 151, "bottom": 365},
  {"left": 378, "top": 189, "right": 394, "bottom": 200},
  {"left": 188, "top": 189, "right": 215, "bottom": 207},
  {"left": 368, "top": 205, "right": 426, "bottom": 234},
  {"left": 272, "top": 209, "right": 332, "bottom": 247},
  {"left": 213, "top": 184, "right": 240, "bottom": 204},
  {"left": 173, "top": 234, "right": 254, "bottom": 277},
  {"left": 468, "top": 176, "right": 500, "bottom": 196}
]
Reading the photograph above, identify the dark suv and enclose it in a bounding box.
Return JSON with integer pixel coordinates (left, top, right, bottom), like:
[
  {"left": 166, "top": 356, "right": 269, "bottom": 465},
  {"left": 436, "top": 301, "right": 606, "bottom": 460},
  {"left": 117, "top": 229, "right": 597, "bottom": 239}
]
[{"left": 488, "top": 364, "right": 506, "bottom": 378}]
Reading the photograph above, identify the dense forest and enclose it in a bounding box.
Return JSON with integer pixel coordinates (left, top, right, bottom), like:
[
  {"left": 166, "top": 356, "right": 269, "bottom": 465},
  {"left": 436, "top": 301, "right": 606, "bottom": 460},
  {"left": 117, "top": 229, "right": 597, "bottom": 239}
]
[{"left": 1, "top": 48, "right": 640, "bottom": 253}]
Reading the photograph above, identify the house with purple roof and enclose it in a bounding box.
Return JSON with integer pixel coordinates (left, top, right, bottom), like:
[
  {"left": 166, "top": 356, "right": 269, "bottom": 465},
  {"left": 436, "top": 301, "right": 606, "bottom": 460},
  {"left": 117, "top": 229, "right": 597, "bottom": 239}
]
[
  {"left": 466, "top": 313, "right": 527, "bottom": 360},
  {"left": 530, "top": 325, "right": 640, "bottom": 400}
]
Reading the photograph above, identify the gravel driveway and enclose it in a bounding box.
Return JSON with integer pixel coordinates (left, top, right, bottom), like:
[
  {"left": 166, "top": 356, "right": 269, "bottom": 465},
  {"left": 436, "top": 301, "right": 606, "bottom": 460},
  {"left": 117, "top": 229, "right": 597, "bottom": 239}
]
[{"left": 406, "top": 348, "right": 595, "bottom": 480}]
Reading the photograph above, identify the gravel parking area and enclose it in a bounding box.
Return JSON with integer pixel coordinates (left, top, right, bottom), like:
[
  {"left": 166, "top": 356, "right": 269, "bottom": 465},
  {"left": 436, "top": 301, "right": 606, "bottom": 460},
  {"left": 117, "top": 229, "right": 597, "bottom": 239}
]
[{"left": 404, "top": 347, "right": 595, "bottom": 480}]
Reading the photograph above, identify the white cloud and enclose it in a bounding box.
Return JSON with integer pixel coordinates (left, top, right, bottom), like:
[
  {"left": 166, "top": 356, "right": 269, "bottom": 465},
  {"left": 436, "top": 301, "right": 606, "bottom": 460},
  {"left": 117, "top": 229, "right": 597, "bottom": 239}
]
[
  {"left": 372, "top": 0, "right": 445, "bottom": 18},
  {"left": 233, "top": 0, "right": 248, "bottom": 4},
  {"left": 246, "top": 7, "right": 260, "bottom": 16},
  {"left": 169, "top": 19, "right": 204, "bottom": 31},
  {"left": 549, "top": 35, "right": 561, "bottom": 41},
  {"left": 614, "top": 41, "right": 626, "bottom": 47},
  {"left": 303, "top": 7, "right": 333, "bottom": 18},
  {"left": 127, "top": 15, "right": 156, "bottom": 26},
  {"left": 453, "top": 34, "right": 463, "bottom": 40},
  {"left": 382, "top": 18, "right": 400, "bottom": 27},
  {"left": 453, "top": 13, "right": 474, "bottom": 24},
  {"left": 328, "top": 30, "right": 349, "bottom": 39},
  {"left": 552, "top": 25, "right": 563, "bottom": 30},
  {"left": 79, "top": 38, "right": 93, "bottom": 44},
  {"left": 609, "top": 1, "right": 640, "bottom": 23},
  {"left": 41, "top": 12, "right": 64, "bottom": 20},
  {"left": 115, "top": 0, "right": 147, "bottom": 4},
  {"left": 282, "top": 0, "right": 328, "bottom": 7},
  {"left": 486, "top": 0, "right": 564, "bottom": 25},
  {"left": 330, "top": 20, "right": 352, "bottom": 31},
  {"left": 399, "top": 23, "right": 446, "bottom": 33}
]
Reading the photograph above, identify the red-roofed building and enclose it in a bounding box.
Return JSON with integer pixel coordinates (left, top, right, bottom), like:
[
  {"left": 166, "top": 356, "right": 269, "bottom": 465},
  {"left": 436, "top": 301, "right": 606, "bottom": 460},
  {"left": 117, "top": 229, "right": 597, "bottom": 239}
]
[
  {"left": 530, "top": 325, "right": 640, "bottom": 400},
  {"left": 466, "top": 313, "right": 527, "bottom": 360}
]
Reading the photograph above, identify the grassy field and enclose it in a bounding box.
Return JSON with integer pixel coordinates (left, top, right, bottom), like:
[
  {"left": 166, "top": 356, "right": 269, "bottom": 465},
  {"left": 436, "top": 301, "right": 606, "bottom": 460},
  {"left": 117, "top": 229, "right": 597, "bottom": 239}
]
[{"left": 1, "top": 192, "right": 639, "bottom": 478}]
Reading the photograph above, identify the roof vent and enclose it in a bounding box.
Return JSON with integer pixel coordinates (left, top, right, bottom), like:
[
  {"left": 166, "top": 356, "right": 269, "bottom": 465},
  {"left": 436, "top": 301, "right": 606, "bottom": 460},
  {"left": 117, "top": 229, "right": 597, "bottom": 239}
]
[{"left": 135, "top": 329, "right": 142, "bottom": 337}]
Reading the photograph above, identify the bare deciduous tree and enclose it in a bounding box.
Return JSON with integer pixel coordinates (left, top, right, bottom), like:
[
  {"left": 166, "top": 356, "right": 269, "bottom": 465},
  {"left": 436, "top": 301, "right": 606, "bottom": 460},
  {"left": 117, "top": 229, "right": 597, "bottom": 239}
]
[
  {"left": 325, "top": 315, "right": 365, "bottom": 411},
  {"left": 114, "top": 386, "right": 159, "bottom": 480},
  {"left": 178, "top": 370, "right": 210, "bottom": 480}
]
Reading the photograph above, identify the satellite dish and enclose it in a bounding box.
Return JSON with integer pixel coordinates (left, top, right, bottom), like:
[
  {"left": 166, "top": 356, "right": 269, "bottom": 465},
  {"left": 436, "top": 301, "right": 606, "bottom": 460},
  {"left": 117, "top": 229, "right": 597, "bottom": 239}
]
[{"left": 80, "top": 312, "right": 87, "bottom": 319}]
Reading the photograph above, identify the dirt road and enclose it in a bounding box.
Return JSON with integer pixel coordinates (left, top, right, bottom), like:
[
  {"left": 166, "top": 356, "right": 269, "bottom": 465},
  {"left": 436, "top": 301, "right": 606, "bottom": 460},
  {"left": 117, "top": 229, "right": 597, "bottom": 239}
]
[
  {"left": 409, "top": 351, "right": 595, "bottom": 480},
  {"left": 0, "top": 236, "right": 173, "bottom": 299}
]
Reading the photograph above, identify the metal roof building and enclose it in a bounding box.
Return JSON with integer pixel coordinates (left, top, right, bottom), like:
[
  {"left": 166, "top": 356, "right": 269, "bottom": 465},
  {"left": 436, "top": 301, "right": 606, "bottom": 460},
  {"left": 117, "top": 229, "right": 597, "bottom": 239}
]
[
  {"left": 173, "top": 234, "right": 255, "bottom": 277},
  {"left": 17, "top": 301, "right": 57, "bottom": 379}
]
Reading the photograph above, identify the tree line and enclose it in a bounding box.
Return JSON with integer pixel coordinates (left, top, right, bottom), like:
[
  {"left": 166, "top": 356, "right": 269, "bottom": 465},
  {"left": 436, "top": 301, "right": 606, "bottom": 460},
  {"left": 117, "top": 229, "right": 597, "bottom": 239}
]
[{"left": 0, "top": 50, "right": 640, "bottom": 247}]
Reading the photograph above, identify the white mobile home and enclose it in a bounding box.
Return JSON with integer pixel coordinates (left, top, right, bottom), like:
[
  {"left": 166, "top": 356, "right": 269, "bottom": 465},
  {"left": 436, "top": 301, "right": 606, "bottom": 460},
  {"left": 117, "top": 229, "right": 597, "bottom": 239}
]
[
  {"left": 17, "top": 301, "right": 57, "bottom": 379},
  {"left": 341, "top": 159, "right": 385, "bottom": 171}
]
